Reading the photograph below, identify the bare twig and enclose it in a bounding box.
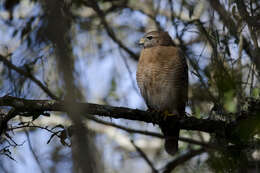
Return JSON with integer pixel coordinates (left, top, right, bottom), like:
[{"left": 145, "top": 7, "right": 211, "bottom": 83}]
[
  {"left": 89, "top": 116, "right": 219, "bottom": 149},
  {"left": 162, "top": 148, "right": 205, "bottom": 173},
  {"left": 24, "top": 130, "right": 45, "bottom": 173},
  {"left": 0, "top": 55, "right": 58, "bottom": 100},
  {"left": 86, "top": 0, "right": 139, "bottom": 60},
  {"left": 126, "top": 7, "right": 161, "bottom": 30},
  {"left": 8, "top": 124, "right": 60, "bottom": 138},
  {"left": 131, "top": 139, "right": 158, "bottom": 173},
  {"left": 118, "top": 48, "right": 139, "bottom": 93},
  {"left": 89, "top": 116, "right": 163, "bottom": 137}
]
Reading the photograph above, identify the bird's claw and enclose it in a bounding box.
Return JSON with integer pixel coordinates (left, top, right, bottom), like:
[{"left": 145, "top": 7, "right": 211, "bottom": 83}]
[{"left": 163, "top": 110, "right": 176, "bottom": 120}]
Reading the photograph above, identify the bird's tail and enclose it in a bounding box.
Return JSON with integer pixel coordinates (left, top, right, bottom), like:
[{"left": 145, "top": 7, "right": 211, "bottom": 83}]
[{"left": 159, "top": 122, "right": 180, "bottom": 155}]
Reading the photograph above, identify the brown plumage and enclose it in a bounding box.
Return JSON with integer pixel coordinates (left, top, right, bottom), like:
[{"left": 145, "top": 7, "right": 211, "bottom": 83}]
[{"left": 136, "top": 31, "right": 188, "bottom": 155}]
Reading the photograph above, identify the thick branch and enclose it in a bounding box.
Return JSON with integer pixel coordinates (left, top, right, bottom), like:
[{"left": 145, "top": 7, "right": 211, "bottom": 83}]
[{"left": 0, "top": 96, "right": 227, "bottom": 135}]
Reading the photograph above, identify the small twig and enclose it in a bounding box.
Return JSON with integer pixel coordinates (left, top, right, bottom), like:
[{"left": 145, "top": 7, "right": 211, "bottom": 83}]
[
  {"left": 162, "top": 148, "right": 205, "bottom": 173},
  {"left": 24, "top": 129, "right": 45, "bottom": 173},
  {"left": 86, "top": 0, "right": 139, "bottom": 60},
  {"left": 0, "top": 55, "right": 58, "bottom": 100},
  {"left": 208, "top": 0, "right": 260, "bottom": 72},
  {"left": 4, "top": 133, "right": 18, "bottom": 146},
  {"left": 89, "top": 116, "right": 162, "bottom": 138},
  {"left": 8, "top": 124, "right": 60, "bottom": 137},
  {"left": 118, "top": 48, "right": 139, "bottom": 93},
  {"left": 187, "top": 55, "right": 217, "bottom": 103},
  {"left": 89, "top": 116, "right": 219, "bottom": 149},
  {"left": 131, "top": 139, "right": 158, "bottom": 173},
  {"left": 250, "top": 64, "right": 256, "bottom": 96},
  {"left": 126, "top": 7, "right": 161, "bottom": 30}
]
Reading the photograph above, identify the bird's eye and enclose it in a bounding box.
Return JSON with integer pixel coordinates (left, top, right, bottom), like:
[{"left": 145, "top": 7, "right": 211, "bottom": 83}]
[{"left": 146, "top": 36, "right": 153, "bottom": 40}]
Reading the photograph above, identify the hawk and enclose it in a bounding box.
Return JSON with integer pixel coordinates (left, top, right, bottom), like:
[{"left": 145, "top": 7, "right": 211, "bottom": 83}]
[{"left": 136, "top": 31, "right": 188, "bottom": 155}]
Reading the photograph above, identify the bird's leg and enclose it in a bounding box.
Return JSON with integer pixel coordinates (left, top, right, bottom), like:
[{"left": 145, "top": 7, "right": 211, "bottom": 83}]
[{"left": 162, "top": 110, "right": 178, "bottom": 120}]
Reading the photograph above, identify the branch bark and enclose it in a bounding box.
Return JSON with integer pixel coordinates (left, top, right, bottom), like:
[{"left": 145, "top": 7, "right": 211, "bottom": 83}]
[
  {"left": 2, "top": 95, "right": 260, "bottom": 154},
  {"left": 0, "top": 96, "right": 228, "bottom": 136}
]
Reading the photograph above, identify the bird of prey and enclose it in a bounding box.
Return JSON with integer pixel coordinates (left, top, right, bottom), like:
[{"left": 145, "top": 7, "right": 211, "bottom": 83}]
[{"left": 136, "top": 31, "right": 188, "bottom": 155}]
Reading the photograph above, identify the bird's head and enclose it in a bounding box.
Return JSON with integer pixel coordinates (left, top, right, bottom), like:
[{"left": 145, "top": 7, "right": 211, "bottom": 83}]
[{"left": 139, "top": 31, "right": 174, "bottom": 48}]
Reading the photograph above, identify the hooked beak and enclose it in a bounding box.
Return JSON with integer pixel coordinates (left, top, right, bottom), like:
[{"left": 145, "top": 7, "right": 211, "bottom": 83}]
[{"left": 138, "top": 37, "right": 145, "bottom": 46}]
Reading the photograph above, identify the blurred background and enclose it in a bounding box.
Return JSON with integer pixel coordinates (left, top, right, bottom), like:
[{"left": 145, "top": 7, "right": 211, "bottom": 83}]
[{"left": 0, "top": 0, "right": 260, "bottom": 172}]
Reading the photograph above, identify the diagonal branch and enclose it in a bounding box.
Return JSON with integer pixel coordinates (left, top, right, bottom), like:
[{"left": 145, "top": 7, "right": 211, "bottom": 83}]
[
  {"left": 0, "top": 55, "right": 58, "bottom": 100},
  {"left": 24, "top": 130, "right": 45, "bottom": 173},
  {"left": 131, "top": 139, "right": 158, "bottom": 173},
  {"left": 86, "top": 0, "right": 139, "bottom": 60},
  {"left": 162, "top": 148, "right": 205, "bottom": 173}
]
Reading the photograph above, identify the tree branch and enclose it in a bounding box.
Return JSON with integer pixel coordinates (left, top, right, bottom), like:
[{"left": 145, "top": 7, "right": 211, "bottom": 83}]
[
  {"left": 0, "top": 96, "right": 227, "bottom": 135},
  {"left": 208, "top": 0, "right": 260, "bottom": 72},
  {"left": 86, "top": 0, "right": 139, "bottom": 60},
  {"left": 2, "top": 95, "right": 260, "bottom": 152},
  {"left": 0, "top": 55, "right": 58, "bottom": 100},
  {"left": 162, "top": 148, "right": 205, "bottom": 173},
  {"left": 131, "top": 139, "right": 158, "bottom": 173},
  {"left": 89, "top": 116, "right": 219, "bottom": 149},
  {"left": 236, "top": 0, "right": 259, "bottom": 48}
]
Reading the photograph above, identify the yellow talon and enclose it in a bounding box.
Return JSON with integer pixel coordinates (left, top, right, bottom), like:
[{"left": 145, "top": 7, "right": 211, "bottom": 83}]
[{"left": 163, "top": 110, "right": 176, "bottom": 120}]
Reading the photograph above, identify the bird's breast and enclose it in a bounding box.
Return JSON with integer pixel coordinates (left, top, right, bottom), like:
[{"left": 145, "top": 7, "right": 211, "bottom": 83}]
[{"left": 137, "top": 46, "right": 182, "bottom": 111}]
